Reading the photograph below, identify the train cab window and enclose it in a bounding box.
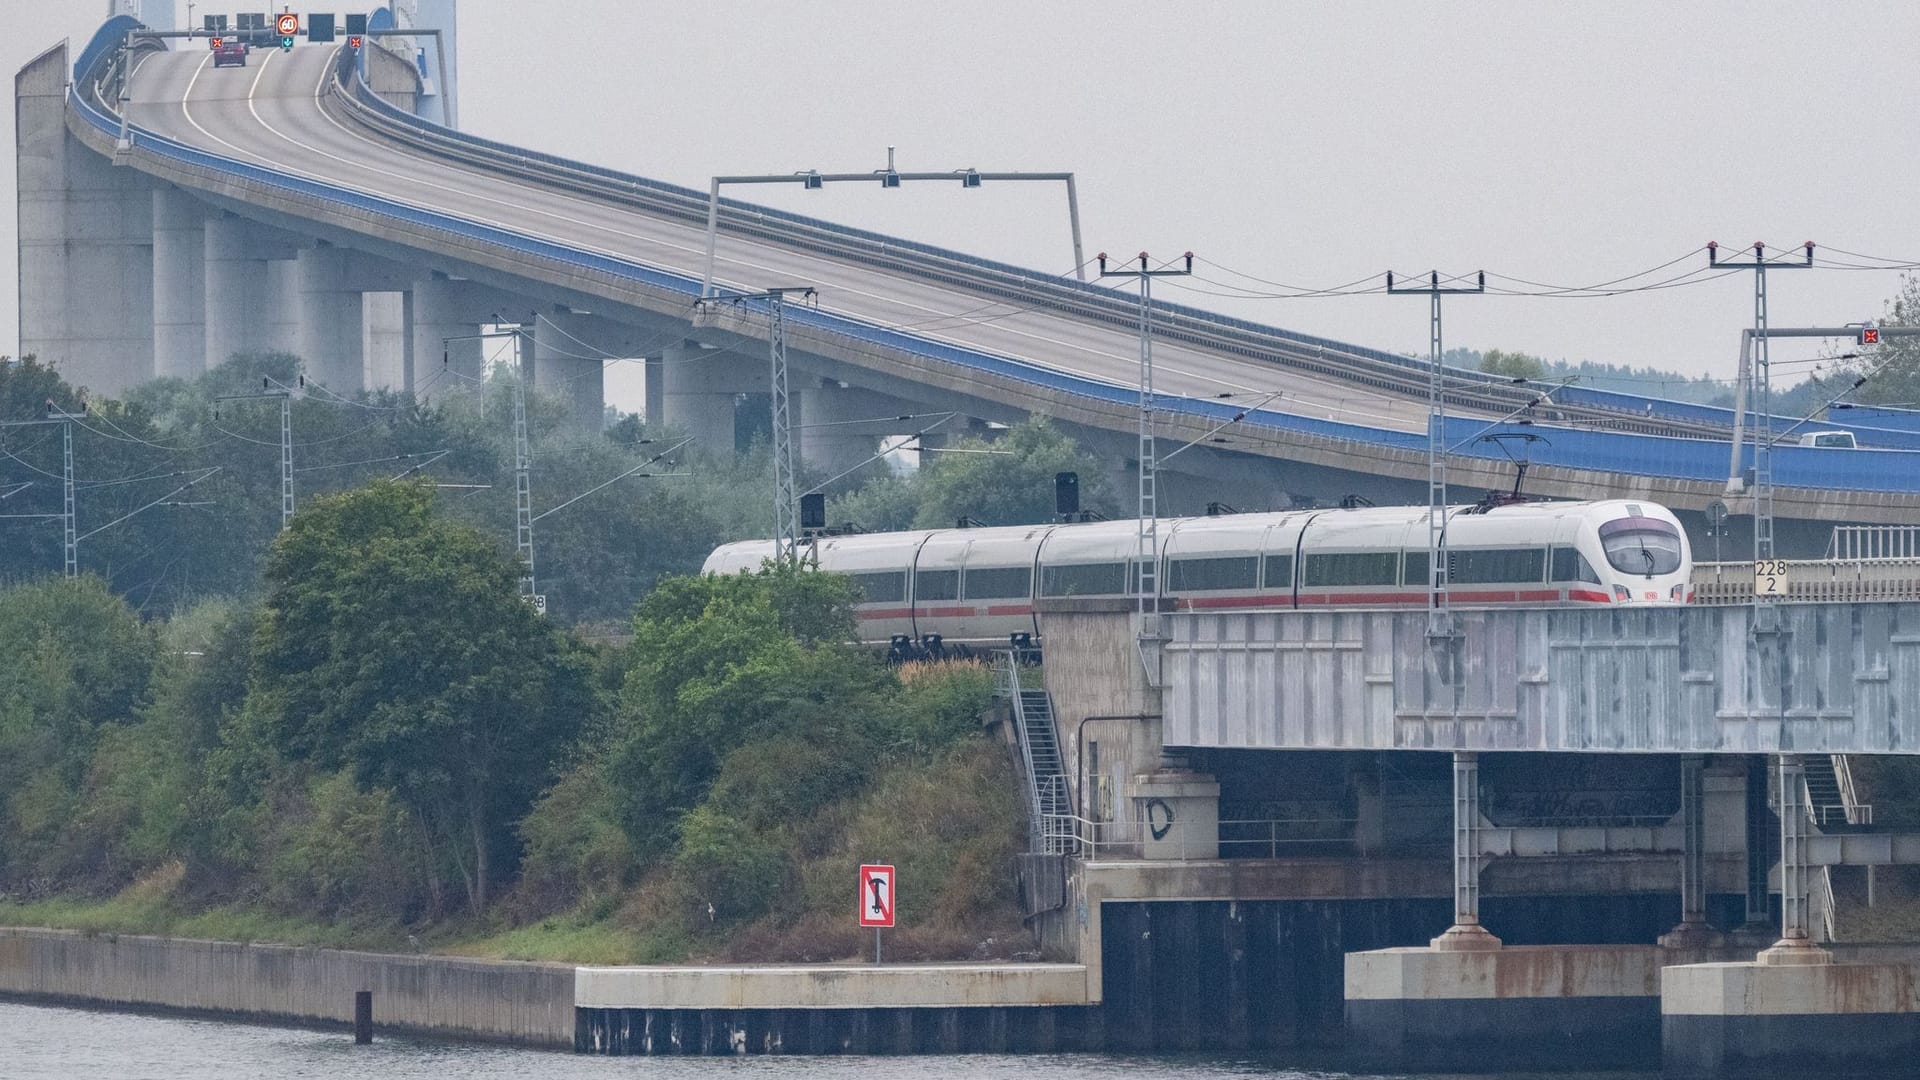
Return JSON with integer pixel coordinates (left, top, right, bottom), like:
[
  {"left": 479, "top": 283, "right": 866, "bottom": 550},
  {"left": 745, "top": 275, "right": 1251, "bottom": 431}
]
[
  {"left": 1165, "top": 556, "right": 1258, "bottom": 591},
  {"left": 964, "top": 566, "right": 1032, "bottom": 599},
  {"left": 914, "top": 569, "right": 960, "bottom": 601},
  {"left": 1549, "top": 547, "right": 1602, "bottom": 585},
  {"left": 1597, "top": 518, "right": 1684, "bottom": 576},
  {"left": 1041, "top": 562, "right": 1127, "bottom": 597},
  {"left": 1263, "top": 554, "right": 1294, "bottom": 590},
  {"left": 1305, "top": 551, "right": 1400, "bottom": 587},
  {"left": 849, "top": 571, "right": 906, "bottom": 604},
  {"left": 1447, "top": 547, "right": 1547, "bottom": 584}
]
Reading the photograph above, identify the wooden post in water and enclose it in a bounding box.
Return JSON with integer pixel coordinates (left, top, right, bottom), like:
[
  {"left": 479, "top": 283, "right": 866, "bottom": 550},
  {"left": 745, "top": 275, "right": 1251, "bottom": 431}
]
[{"left": 354, "top": 990, "right": 373, "bottom": 1044}]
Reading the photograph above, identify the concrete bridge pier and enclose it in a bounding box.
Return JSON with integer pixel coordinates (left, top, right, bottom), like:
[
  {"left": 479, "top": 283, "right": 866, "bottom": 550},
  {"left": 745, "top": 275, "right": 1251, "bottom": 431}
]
[
  {"left": 795, "top": 381, "right": 925, "bottom": 476},
  {"left": 532, "top": 308, "right": 664, "bottom": 432},
  {"left": 16, "top": 41, "right": 154, "bottom": 397},
  {"left": 151, "top": 187, "right": 207, "bottom": 380},
  {"left": 660, "top": 343, "right": 764, "bottom": 454},
  {"left": 203, "top": 214, "right": 300, "bottom": 370},
  {"left": 295, "top": 245, "right": 366, "bottom": 390},
  {"left": 363, "top": 292, "right": 410, "bottom": 392}
]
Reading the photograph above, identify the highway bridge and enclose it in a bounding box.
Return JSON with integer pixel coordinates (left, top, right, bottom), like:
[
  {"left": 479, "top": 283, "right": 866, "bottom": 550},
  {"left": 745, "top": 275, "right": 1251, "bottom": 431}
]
[{"left": 18, "top": 14, "right": 1920, "bottom": 534}]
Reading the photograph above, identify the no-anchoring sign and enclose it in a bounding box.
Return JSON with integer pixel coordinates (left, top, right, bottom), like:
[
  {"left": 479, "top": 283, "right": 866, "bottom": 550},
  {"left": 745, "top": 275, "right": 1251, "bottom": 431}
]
[{"left": 858, "top": 863, "right": 895, "bottom": 928}]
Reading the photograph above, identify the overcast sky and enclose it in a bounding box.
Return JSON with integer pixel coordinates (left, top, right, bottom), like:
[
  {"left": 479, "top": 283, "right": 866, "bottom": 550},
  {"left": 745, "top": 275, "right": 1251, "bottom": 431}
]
[{"left": 9, "top": 2, "right": 1920, "bottom": 394}]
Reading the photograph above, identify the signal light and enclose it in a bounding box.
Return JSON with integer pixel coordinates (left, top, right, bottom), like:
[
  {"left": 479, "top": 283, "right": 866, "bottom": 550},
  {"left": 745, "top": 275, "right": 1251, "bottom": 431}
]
[
  {"left": 1054, "top": 471, "right": 1080, "bottom": 516},
  {"left": 1861, "top": 327, "right": 1881, "bottom": 345},
  {"left": 281, "top": 36, "right": 296, "bottom": 50},
  {"left": 349, "top": 35, "right": 363, "bottom": 49},
  {"left": 799, "top": 492, "right": 826, "bottom": 532},
  {"left": 209, "top": 36, "right": 223, "bottom": 48}
]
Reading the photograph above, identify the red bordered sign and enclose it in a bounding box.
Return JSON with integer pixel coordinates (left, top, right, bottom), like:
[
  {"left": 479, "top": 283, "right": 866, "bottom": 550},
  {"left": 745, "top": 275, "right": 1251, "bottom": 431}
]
[
  {"left": 276, "top": 13, "right": 300, "bottom": 36},
  {"left": 858, "top": 864, "right": 895, "bottom": 928}
]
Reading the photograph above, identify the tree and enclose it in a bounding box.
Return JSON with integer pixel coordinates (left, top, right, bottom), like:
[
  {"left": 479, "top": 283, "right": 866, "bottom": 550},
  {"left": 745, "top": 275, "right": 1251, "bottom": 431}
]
[
  {"left": 0, "top": 576, "right": 157, "bottom": 886},
  {"left": 1849, "top": 274, "right": 1920, "bottom": 407},
  {"left": 250, "top": 480, "right": 596, "bottom": 912},
  {"left": 911, "top": 418, "right": 1115, "bottom": 529},
  {"left": 604, "top": 566, "right": 886, "bottom": 862},
  {"left": 1478, "top": 349, "right": 1548, "bottom": 382}
]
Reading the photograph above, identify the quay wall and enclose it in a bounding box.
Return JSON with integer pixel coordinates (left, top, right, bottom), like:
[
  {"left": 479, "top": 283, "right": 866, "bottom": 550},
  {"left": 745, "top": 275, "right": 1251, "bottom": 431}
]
[{"left": 0, "top": 927, "right": 573, "bottom": 1047}]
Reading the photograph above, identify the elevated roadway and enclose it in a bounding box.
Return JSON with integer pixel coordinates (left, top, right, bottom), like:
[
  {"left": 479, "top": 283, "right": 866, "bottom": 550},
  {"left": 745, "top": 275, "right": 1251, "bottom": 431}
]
[{"left": 34, "top": 19, "right": 1920, "bottom": 525}]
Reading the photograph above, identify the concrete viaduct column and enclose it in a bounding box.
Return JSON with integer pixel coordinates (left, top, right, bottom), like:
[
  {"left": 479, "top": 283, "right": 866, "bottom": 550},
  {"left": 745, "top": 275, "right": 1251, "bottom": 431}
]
[
  {"left": 660, "top": 342, "right": 764, "bottom": 453},
  {"left": 409, "top": 275, "right": 484, "bottom": 397},
  {"left": 151, "top": 188, "right": 207, "bottom": 380},
  {"left": 203, "top": 215, "right": 299, "bottom": 370},
  {"left": 363, "top": 292, "right": 410, "bottom": 392},
  {"left": 16, "top": 42, "right": 154, "bottom": 396},
  {"left": 1432, "top": 751, "right": 1501, "bottom": 950},
  {"left": 531, "top": 309, "right": 605, "bottom": 432},
  {"left": 295, "top": 245, "right": 365, "bottom": 391},
  {"left": 795, "top": 382, "right": 925, "bottom": 476}
]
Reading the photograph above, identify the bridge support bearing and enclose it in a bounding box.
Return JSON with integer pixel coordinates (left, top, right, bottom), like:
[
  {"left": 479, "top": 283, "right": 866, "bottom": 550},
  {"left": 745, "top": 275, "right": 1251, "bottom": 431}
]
[
  {"left": 152, "top": 187, "right": 208, "bottom": 381},
  {"left": 295, "top": 245, "right": 366, "bottom": 391}
]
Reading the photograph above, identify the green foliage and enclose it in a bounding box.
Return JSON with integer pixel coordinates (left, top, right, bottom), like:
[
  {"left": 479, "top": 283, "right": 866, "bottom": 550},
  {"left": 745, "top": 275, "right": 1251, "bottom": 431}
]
[
  {"left": 263, "top": 771, "right": 429, "bottom": 919},
  {"left": 672, "top": 805, "right": 788, "bottom": 923},
  {"left": 252, "top": 480, "right": 597, "bottom": 911},
  {"left": 1844, "top": 273, "right": 1920, "bottom": 408},
  {"left": 514, "top": 762, "right": 634, "bottom": 914},
  {"left": 607, "top": 566, "right": 882, "bottom": 861},
  {"left": 1477, "top": 348, "right": 1547, "bottom": 382},
  {"left": 910, "top": 418, "right": 1116, "bottom": 529}
]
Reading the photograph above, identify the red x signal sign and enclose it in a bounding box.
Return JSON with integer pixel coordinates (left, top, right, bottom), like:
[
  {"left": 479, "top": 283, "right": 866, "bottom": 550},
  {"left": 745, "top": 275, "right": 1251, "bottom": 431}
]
[
  {"left": 209, "top": 36, "right": 223, "bottom": 48},
  {"left": 1861, "top": 327, "right": 1881, "bottom": 345},
  {"left": 858, "top": 864, "right": 895, "bottom": 928},
  {"left": 349, "top": 35, "right": 363, "bottom": 48}
]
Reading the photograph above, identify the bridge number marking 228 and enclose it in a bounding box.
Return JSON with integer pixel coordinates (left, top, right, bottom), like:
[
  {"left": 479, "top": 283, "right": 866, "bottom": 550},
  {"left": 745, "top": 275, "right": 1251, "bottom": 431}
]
[
  {"left": 1755, "top": 559, "right": 1790, "bottom": 597},
  {"left": 858, "top": 864, "right": 895, "bottom": 928}
]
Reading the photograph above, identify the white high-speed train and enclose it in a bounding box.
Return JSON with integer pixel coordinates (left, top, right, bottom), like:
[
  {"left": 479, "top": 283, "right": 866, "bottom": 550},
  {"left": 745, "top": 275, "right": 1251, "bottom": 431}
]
[{"left": 703, "top": 499, "right": 1693, "bottom": 651}]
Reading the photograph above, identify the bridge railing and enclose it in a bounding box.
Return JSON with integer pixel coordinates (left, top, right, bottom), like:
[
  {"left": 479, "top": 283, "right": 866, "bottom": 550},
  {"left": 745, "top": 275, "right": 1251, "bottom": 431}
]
[
  {"left": 64, "top": 24, "right": 1920, "bottom": 490},
  {"left": 1691, "top": 559, "right": 1920, "bottom": 604}
]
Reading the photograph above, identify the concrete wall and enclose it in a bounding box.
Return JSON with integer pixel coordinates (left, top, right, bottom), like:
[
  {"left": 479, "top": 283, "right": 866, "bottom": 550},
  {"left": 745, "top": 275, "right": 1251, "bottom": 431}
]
[{"left": 0, "top": 928, "right": 573, "bottom": 1048}]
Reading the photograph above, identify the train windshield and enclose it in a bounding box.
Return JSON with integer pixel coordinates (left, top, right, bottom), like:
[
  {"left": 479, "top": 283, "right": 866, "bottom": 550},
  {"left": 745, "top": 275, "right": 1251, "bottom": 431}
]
[{"left": 1597, "top": 517, "right": 1683, "bottom": 576}]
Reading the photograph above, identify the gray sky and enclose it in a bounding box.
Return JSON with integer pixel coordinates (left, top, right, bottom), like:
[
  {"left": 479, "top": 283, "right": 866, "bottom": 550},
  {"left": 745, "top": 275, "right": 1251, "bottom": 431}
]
[{"left": 10, "top": 1, "right": 1920, "bottom": 396}]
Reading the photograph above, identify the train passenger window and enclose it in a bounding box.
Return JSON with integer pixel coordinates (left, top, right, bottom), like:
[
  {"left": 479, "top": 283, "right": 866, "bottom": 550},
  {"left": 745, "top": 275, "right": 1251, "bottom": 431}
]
[
  {"left": 1041, "top": 562, "right": 1127, "bottom": 596},
  {"left": 1263, "top": 554, "right": 1294, "bottom": 590},
  {"left": 964, "top": 566, "right": 1032, "bottom": 599},
  {"left": 1549, "top": 547, "right": 1602, "bottom": 584},
  {"left": 849, "top": 571, "right": 906, "bottom": 604},
  {"left": 914, "top": 569, "right": 959, "bottom": 601},
  {"left": 1165, "top": 556, "right": 1258, "bottom": 591},
  {"left": 1305, "top": 552, "right": 1400, "bottom": 587},
  {"left": 1448, "top": 548, "right": 1547, "bottom": 584},
  {"left": 1597, "top": 518, "right": 1684, "bottom": 576}
]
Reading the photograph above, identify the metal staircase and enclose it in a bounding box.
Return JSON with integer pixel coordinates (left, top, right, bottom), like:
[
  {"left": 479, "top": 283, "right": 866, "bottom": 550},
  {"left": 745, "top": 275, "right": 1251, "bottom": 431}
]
[
  {"left": 997, "top": 653, "right": 1077, "bottom": 855},
  {"left": 1803, "top": 755, "right": 1853, "bottom": 830}
]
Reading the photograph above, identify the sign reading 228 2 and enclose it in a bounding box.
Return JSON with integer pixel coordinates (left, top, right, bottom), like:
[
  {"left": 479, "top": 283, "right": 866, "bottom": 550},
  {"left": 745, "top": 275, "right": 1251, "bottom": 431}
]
[{"left": 1754, "top": 559, "right": 1790, "bottom": 596}]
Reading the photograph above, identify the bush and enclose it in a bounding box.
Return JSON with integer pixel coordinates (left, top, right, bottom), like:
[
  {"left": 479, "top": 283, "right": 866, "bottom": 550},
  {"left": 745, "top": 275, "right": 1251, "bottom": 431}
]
[
  {"left": 514, "top": 763, "right": 634, "bottom": 916},
  {"left": 672, "top": 805, "right": 787, "bottom": 925}
]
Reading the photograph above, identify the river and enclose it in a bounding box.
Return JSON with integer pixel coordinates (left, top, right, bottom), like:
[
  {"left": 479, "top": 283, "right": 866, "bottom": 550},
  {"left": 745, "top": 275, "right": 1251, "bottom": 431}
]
[{"left": 0, "top": 1001, "right": 1654, "bottom": 1079}]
